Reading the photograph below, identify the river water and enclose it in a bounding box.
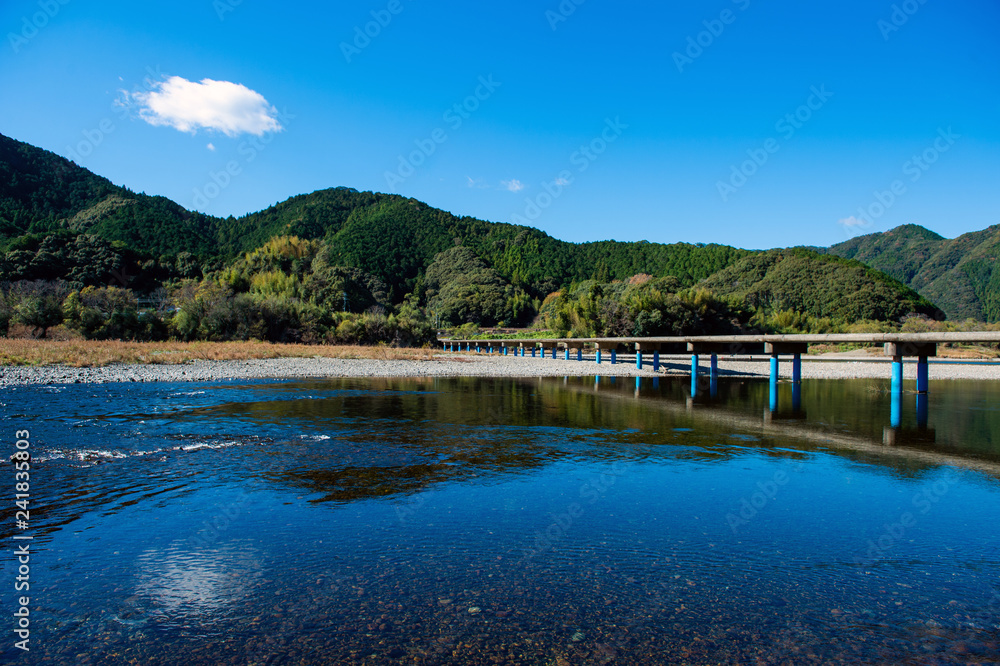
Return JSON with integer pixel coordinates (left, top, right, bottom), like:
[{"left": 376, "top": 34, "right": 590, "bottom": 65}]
[{"left": 1, "top": 375, "right": 998, "bottom": 664}]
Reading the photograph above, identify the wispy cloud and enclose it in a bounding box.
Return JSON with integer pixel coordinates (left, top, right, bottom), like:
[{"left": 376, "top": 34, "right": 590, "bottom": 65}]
[
  {"left": 121, "top": 76, "right": 282, "bottom": 137},
  {"left": 206, "top": 142, "right": 216, "bottom": 151},
  {"left": 466, "top": 176, "right": 490, "bottom": 189},
  {"left": 501, "top": 178, "right": 524, "bottom": 192},
  {"left": 837, "top": 215, "right": 870, "bottom": 229}
]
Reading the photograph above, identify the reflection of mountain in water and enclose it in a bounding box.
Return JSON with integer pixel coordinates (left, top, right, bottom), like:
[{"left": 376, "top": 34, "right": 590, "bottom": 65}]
[{"left": 168, "top": 376, "right": 1000, "bottom": 504}]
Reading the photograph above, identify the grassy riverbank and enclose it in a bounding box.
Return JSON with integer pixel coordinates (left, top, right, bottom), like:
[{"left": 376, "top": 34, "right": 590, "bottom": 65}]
[{"left": 0, "top": 339, "right": 436, "bottom": 367}]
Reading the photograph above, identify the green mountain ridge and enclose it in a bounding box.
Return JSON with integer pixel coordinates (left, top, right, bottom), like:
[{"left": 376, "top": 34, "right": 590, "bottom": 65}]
[
  {"left": 0, "top": 132, "right": 948, "bottom": 326},
  {"left": 828, "top": 224, "right": 1000, "bottom": 321}
]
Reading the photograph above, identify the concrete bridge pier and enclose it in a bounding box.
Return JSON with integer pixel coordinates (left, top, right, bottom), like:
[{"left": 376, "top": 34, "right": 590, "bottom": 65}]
[
  {"left": 885, "top": 342, "right": 936, "bottom": 394},
  {"left": 764, "top": 342, "right": 808, "bottom": 387},
  {"left": 594, "top": 342, "right": 619, "bottom": 365},
  {"left": 634, "top": 342, "right": 659, "bottom": 371}
]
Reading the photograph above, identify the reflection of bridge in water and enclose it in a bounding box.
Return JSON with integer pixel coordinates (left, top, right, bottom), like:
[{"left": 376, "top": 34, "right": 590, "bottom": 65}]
[
  {"left": 544, "top": 374, "right": 1000, "bottom": 479},
  {"left": 444, "top": 333, "right": 1000, "bottom": 447}
]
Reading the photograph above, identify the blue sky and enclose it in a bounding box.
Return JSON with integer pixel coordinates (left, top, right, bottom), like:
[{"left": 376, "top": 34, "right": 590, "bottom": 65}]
[{"left": 1, "top": 0, "right": 998, "bottom": 249}]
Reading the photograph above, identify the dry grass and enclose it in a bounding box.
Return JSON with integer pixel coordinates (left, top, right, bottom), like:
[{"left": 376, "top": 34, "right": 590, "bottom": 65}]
[
  {"left": 809, "top": 342, "right": 999, "bottom": 359},
  {"left": 937, "top": 344, "right": 1000, "bottom": 359},
  {"left": 0, "top": 339, "right": 438, "bottom": 367}
]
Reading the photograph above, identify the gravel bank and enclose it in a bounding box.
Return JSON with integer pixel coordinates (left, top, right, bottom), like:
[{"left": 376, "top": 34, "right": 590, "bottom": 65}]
[{"left": 2, "top": 353, "right": 999, "bottom": 386}]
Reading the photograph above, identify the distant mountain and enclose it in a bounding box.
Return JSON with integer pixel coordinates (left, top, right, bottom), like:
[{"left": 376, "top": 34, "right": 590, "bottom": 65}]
[
  {"left": 702, "top": 248, "right": 942, "bottom": 322},
  {"left": 0, "top": 131, "right": 945, "bottom": 324},
  {"left": 828, "top": 224, "right": 1000, "bottom": 321}
]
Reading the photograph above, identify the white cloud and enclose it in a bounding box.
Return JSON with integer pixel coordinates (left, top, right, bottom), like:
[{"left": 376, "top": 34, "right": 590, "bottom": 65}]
[
  {"left": 837, "top": 215, "right": 870, "bottom": 229},
  {"left": 501, "top": 179, "right": 524, "bottom": 192},
  {"left": 206, "top": 142, "right": 216, "bottom": 151},
  {"left": 554, "top": 177, "right": 570, "bottom": 187},
  {"left": 126, "top": 76, "right": 282, "bottom": 137},
  {"left": 466, "top": 176, "right": 490, "bottom": 189}
]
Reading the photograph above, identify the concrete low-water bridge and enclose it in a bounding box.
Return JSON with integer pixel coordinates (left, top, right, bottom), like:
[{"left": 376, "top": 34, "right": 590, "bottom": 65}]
[
  {"left": 440, "top": 332, "right": 1000, "bottom": 443},
  {"left": 440, "top": 332, "right": 1000, "bottom": 395}
]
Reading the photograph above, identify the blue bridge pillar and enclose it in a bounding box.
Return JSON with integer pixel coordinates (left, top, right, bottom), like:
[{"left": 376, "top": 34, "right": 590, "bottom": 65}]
[
  {"left": 769, "top": 376, "right": 778, "bottom": 413},
  {"left": 769, "top": 355, "right": 779, "bottom": 411},
  {"left": 890, "top": 387, "right": 902, "bottom": 429},
  {"left": 916, "top": 393, "right": 929, "bottom": 428},
  {"left": 891, "top": 355, "right": 903, "bottom": 394},
  {"left": 917, "top": 356, "right": 929, "bottom": 393}
]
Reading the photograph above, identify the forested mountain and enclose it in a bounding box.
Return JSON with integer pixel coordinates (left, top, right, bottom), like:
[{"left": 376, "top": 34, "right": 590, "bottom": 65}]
[
  {"left": 701, "top": 249, "right": 942, "bottom": 322},
  {"left": 828, "top": 224, "right": 1000, "bottom": 321},
  {"left": 0, "top": 132, "right": 753, "bottom": 302},
  {"left": 0, "top": 131, "right": 955, "bottom": 343}
]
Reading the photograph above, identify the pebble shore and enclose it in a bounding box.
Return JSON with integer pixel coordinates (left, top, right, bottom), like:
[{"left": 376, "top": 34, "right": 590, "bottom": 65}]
[{"left": 2, "top": 354, "right": 999, "bottom": 386}]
